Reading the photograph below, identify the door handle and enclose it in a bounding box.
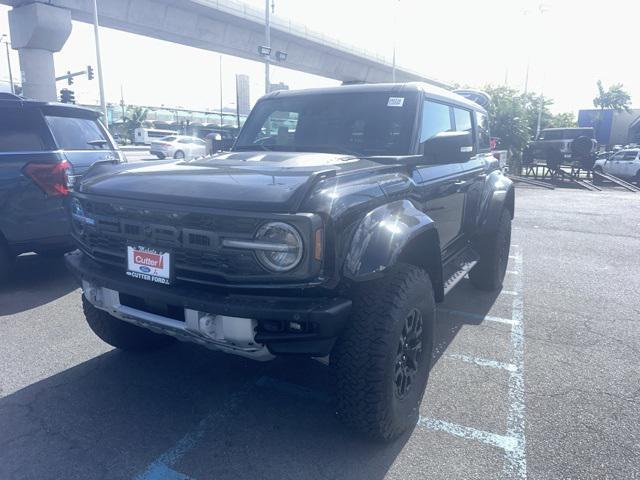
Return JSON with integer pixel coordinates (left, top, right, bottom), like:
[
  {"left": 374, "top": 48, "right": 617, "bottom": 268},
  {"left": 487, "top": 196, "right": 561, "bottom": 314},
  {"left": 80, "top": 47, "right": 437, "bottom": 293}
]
[{"left": 454, "top": 180, "right": 467, "bottom": 186}]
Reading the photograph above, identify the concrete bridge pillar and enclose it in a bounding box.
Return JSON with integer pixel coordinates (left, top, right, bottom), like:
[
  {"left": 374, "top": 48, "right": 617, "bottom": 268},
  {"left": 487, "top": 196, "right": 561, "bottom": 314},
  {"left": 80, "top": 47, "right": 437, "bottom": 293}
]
[{"left": 8, "top": 2, "right": 72, "bottom": 101}]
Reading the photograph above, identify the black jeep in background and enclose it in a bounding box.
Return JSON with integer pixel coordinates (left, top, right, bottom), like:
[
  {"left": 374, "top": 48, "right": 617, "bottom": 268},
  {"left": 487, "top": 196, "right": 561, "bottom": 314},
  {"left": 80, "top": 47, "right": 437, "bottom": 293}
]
[
  {"left": 0, "top": 93, "right": 123, "bottom": 283},
  {"left": 66, "top": 83, "right": 514, "bottom": 440}
]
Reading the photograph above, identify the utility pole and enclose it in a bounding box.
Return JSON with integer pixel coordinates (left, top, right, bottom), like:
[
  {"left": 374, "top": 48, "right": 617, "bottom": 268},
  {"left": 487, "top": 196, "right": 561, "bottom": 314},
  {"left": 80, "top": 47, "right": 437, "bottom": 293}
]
[
  {"left": 219, "top": 55, "right": 223, "bottom": 128},
  {"left": 120, "top": 84, "right": 125, "bottom": 120},
  {"left": 1, "top": 35, "right": 14, "bottom": 94},
  {"left": 264, "top": 0, "right": 272, "bottom": 94},
  {"left": 391, "top": 0, "right": 400, "bottom": 82},
  {"left": 91, "top": 0, "right": 108, "bottom": 128}
]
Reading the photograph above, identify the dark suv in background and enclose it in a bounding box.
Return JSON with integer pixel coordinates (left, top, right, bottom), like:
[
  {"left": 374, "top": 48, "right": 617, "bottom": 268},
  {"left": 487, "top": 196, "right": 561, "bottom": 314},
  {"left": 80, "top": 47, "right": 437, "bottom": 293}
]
[{"left": 0, "top": 93, "right": 123, "bottom": 282}]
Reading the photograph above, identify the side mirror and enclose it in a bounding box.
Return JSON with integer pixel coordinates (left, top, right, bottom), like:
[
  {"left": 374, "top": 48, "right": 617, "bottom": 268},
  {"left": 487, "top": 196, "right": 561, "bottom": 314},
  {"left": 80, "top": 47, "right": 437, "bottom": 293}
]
[{"left": 423, "top": 131, "right": 474, "bottom": 164}]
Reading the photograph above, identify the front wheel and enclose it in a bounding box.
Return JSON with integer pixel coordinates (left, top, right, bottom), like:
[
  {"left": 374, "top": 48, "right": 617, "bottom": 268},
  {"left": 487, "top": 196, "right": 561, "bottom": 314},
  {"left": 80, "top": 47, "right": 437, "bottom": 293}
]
[
  {"left": 82, "top": 296, "right": 175, "bottom": 351},
  {"left": 332, "top": 264, "right": 435, "bottom": 441},
  {"left": 174, "top": 150, "right": 185, "bottom": 160},
  {"left": 469, "top": 208, "right": 512, "bottom": 291}
]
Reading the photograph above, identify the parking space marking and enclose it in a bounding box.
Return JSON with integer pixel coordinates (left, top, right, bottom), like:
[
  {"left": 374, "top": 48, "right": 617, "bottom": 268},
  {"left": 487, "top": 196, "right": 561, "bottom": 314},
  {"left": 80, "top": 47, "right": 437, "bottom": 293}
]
[
  {"left": 504, "top": 251, "right": 526, "bottom": 479},
  {"left": 438, "top": 308, "right": 521, "bottom": 327},
  {"left": 432, "top": 248, "right": 527, "bottom": 479},
  {"left": 418, "top": 417, "right": 518, "bottom": 452},
  {"left": 133, "top": 382, "right": 254, "bottom": 480},
  {"left": 501, "top": 290, "right": 519, "bottom": 296},
  {"left": 446, "top": 353, "right": 518, "bottom": 372}
]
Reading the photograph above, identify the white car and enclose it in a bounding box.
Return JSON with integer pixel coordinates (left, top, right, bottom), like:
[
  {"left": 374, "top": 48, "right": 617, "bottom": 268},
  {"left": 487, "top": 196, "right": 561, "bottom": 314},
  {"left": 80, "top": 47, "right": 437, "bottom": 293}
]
[
  {"left": 594, "top": 148, "right": 640, "bottom": 184},
  {"left": 149, "top": 135, "right": 207, "bottom": 160}
]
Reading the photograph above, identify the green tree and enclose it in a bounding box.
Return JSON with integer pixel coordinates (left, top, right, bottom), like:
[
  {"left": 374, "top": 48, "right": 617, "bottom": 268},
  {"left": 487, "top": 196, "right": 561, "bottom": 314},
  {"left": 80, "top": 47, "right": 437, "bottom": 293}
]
[
  {"left": 547, "top": 112, "right": 576, "bottom": 128},
  {"left": 593, "top": 80, "right": 632, "bottom": 113},
  {"left": 483, "top": 85, "right": 530, "bottom": 154}
]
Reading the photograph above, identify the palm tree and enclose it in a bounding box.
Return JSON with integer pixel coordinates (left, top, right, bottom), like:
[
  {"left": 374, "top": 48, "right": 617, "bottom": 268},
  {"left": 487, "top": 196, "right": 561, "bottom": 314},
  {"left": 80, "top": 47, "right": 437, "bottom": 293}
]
[
  {"left": 123, "top": 106, "right": 149, "bottom": 143},
  {"left": 593, "top": 80, "right": 632, "bottom": 113}
]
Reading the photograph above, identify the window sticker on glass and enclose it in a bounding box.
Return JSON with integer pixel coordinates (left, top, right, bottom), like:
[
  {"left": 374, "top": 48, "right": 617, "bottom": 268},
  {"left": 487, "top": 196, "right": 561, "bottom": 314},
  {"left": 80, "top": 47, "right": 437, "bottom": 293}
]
[{"left": 387, "top": 97, "right": 405, "bottom": 107}]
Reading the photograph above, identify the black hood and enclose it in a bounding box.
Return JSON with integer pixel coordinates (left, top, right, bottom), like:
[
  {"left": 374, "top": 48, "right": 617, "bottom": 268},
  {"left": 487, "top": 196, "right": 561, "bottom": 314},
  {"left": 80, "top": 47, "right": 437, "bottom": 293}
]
[{"left": 78, "top": 151, "right": 384, "bottom": 212}]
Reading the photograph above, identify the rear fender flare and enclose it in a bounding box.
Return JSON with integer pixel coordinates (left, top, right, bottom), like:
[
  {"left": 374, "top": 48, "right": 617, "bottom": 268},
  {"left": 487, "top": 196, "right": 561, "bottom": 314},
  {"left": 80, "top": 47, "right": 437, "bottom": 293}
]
[
  {"left": 477, "top": 171, "right": 514, "bottom": 234},
  {"left": 343, "top": 200, "right": 438, "bottom": 282}
]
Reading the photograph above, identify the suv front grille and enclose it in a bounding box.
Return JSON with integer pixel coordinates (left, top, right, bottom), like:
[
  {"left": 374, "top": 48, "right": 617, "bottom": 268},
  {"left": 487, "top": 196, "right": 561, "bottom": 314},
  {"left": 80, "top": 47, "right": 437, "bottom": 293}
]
[{"left": 75, "top": 200, "right": 266, "bottom": 282}]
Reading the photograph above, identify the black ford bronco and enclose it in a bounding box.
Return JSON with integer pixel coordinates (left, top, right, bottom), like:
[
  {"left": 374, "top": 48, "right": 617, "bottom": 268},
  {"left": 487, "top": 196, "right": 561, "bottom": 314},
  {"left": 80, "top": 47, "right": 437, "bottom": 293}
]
[{"left": 66, "top": 83, "right": 514, "bottom": 440}]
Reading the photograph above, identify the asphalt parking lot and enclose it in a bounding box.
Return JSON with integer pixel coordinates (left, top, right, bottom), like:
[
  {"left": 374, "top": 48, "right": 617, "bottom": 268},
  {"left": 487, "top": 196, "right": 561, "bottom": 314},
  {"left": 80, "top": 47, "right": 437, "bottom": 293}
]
[{"left": 1, "top": 186, "right": 639, "bottom": 480}]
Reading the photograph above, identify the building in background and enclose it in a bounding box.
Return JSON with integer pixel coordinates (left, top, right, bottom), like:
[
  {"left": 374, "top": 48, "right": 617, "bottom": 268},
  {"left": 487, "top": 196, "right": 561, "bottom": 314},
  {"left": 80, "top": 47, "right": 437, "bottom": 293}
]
[
  {"left": 578, "top": 109, "right": 640, "bottom": 147},
  {"left": 235, "top": 74, "right": 250, "bottom": 116}
]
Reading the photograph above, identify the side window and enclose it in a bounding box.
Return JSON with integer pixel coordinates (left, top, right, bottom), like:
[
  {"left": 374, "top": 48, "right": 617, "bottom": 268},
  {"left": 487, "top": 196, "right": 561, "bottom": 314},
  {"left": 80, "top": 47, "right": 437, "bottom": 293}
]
[
  {"left": 420, "top": 100, "right": 453, "bottom": 143},
  {"left": 475, "top": 112, "right": 490, "bottom": 150},
  {"left": 622, "top": 151, "right": 638, "bottom": 160},
  {"left": 611, "top": 152, "right": 625, "bottom": 161},
  {"left": 0, "top": 108, "right": 49, "bottom": 152},
  {"left": 454, "top": 108, "right": 473, "bottom": 134}
]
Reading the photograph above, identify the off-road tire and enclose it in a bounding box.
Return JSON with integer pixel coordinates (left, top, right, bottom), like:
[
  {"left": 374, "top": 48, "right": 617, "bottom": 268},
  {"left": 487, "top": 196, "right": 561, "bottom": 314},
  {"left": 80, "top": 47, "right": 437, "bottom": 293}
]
[
  {"left": 469, "top": 208, "right": 512, "bottom": 291},
  {"left": 332, "top": 264, "right": 435, "bottom": 441},
  {"left": 82, "top": 296, "right": 175, "bottom": 351}
]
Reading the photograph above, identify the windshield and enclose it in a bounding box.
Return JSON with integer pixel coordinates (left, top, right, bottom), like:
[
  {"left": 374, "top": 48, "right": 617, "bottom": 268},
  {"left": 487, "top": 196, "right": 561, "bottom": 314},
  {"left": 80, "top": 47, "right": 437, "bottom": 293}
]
[{"left": 234, "top": 92, "right": 418, "bottom": 156}]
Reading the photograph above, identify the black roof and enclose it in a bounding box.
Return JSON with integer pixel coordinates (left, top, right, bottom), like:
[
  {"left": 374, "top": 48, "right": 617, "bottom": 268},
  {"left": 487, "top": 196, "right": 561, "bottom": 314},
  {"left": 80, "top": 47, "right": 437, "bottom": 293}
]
[
  {"left": 0, "top": 92, "right": 100, "bottom": 117},
  {"left": 260, "top": 82, "right": 487, "bottom": 113}
]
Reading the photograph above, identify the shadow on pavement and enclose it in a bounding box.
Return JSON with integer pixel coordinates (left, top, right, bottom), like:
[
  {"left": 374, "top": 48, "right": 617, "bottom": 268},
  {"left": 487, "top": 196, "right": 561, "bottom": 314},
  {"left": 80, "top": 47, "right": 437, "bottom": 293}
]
[
  {"left": 0, "top": 253, "right": 78, "bottom": 316},
  {"left": 0, "top": 278, "right": 503, "bottom": 480}
]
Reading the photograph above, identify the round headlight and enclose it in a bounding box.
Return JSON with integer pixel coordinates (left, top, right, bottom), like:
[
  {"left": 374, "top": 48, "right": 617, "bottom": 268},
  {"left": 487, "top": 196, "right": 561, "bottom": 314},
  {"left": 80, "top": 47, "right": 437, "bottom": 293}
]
[{"left": 255, "top": 222, "right": 303, "bottom": 272}]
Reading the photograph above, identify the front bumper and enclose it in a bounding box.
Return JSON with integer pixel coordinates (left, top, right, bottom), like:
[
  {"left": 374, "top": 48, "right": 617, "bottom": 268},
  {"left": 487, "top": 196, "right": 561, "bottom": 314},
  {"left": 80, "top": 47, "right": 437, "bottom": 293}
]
[{"left": 65, "top": 251, "right": 352, "bottom": 358}]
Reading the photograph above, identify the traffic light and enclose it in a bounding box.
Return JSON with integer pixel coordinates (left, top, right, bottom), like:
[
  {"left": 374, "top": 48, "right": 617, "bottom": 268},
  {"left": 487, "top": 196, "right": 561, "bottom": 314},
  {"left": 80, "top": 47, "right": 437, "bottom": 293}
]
[
  {"left": 60, "top": 88, "right": 75, "bottom": 104},
  {"left": 87, "top": 65, "right": 94, "bottom": 80},
  {"left": 67, "top": 71, "right": 73, "bottom": 85}
]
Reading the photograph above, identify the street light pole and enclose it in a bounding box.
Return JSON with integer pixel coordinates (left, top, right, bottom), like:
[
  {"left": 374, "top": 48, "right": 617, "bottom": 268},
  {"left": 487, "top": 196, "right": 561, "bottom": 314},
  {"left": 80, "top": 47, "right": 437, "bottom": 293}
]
[
  {"left": 264, "top": 0, "right": 271, "bottom": 94},
  {"left": 91, "top": 0, "right": 108, "bottom": 128},
  {"left": 219, "top": 55, "right": 223, "bottom": 128},
  {"left": 1, "top": 35, "right": 14, "bottom": 94}
]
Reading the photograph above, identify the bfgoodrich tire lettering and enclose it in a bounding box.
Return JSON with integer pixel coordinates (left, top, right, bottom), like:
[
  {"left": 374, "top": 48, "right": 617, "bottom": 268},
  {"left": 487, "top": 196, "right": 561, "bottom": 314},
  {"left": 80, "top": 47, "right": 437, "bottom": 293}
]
[
  {"left": 469, "top": 208, "right": 512, "bottom": 291},
  {"left": 82, "top": 296, "right": 174, "bottom": 351},
  {"left": 332, "top": 264, "right": 435, "bottom": 441}
]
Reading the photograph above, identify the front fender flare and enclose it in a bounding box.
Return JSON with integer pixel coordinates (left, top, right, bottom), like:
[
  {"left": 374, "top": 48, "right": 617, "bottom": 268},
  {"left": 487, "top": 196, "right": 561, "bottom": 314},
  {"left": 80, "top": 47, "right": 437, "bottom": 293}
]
[{"left": 344, "top": 200, "right": 437, "bottom": 282}]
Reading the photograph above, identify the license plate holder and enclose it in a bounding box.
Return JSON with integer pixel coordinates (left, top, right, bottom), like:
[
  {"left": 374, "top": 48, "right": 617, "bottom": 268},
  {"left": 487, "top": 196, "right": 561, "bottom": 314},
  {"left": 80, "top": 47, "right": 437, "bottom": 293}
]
[{"left": 126, "top": 245, "right": 172, "bottom": 285}]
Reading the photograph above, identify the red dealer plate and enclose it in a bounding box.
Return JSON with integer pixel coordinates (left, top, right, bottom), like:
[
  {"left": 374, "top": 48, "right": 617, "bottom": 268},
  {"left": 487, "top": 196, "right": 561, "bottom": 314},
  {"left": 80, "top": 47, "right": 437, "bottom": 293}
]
[{"left": 126, "top": 245, "right": 171, "bottom": 285}]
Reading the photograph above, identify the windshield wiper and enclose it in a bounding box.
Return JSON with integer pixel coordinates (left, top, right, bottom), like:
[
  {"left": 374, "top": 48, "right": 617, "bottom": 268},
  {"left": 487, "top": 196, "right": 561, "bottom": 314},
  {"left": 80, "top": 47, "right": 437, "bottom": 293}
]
[{"left": 87, "top": 139, "right": 108, "bottom": 148}]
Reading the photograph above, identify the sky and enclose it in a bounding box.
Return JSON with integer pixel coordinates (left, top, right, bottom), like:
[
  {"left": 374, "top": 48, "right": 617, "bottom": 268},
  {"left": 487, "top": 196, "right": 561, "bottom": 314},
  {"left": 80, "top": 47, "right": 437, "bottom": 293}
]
[{"left": 0, "top": 0, "right": 638, "bottom": 114}]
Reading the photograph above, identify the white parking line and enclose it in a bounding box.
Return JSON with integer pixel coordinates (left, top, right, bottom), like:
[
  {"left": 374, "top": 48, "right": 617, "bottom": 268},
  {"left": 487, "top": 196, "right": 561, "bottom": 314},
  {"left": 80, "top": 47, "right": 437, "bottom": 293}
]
[
  {"left": 432, "top": 248, "right": 527, "bottom": 479},
  {"left": 438, "top": 308, "right": 521, "bottom": 327},
  {"left": 501, "top": 290, "right": 519, "bottom": 296},
  {"left": 418, "top": 417, "right": 519, "bottom": 452},
  {"left": 504, "top": 251, "right": 527, "bottom": 479},
  {"left": 447, "top": 353, "right": 518, "bottom": 372}
]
